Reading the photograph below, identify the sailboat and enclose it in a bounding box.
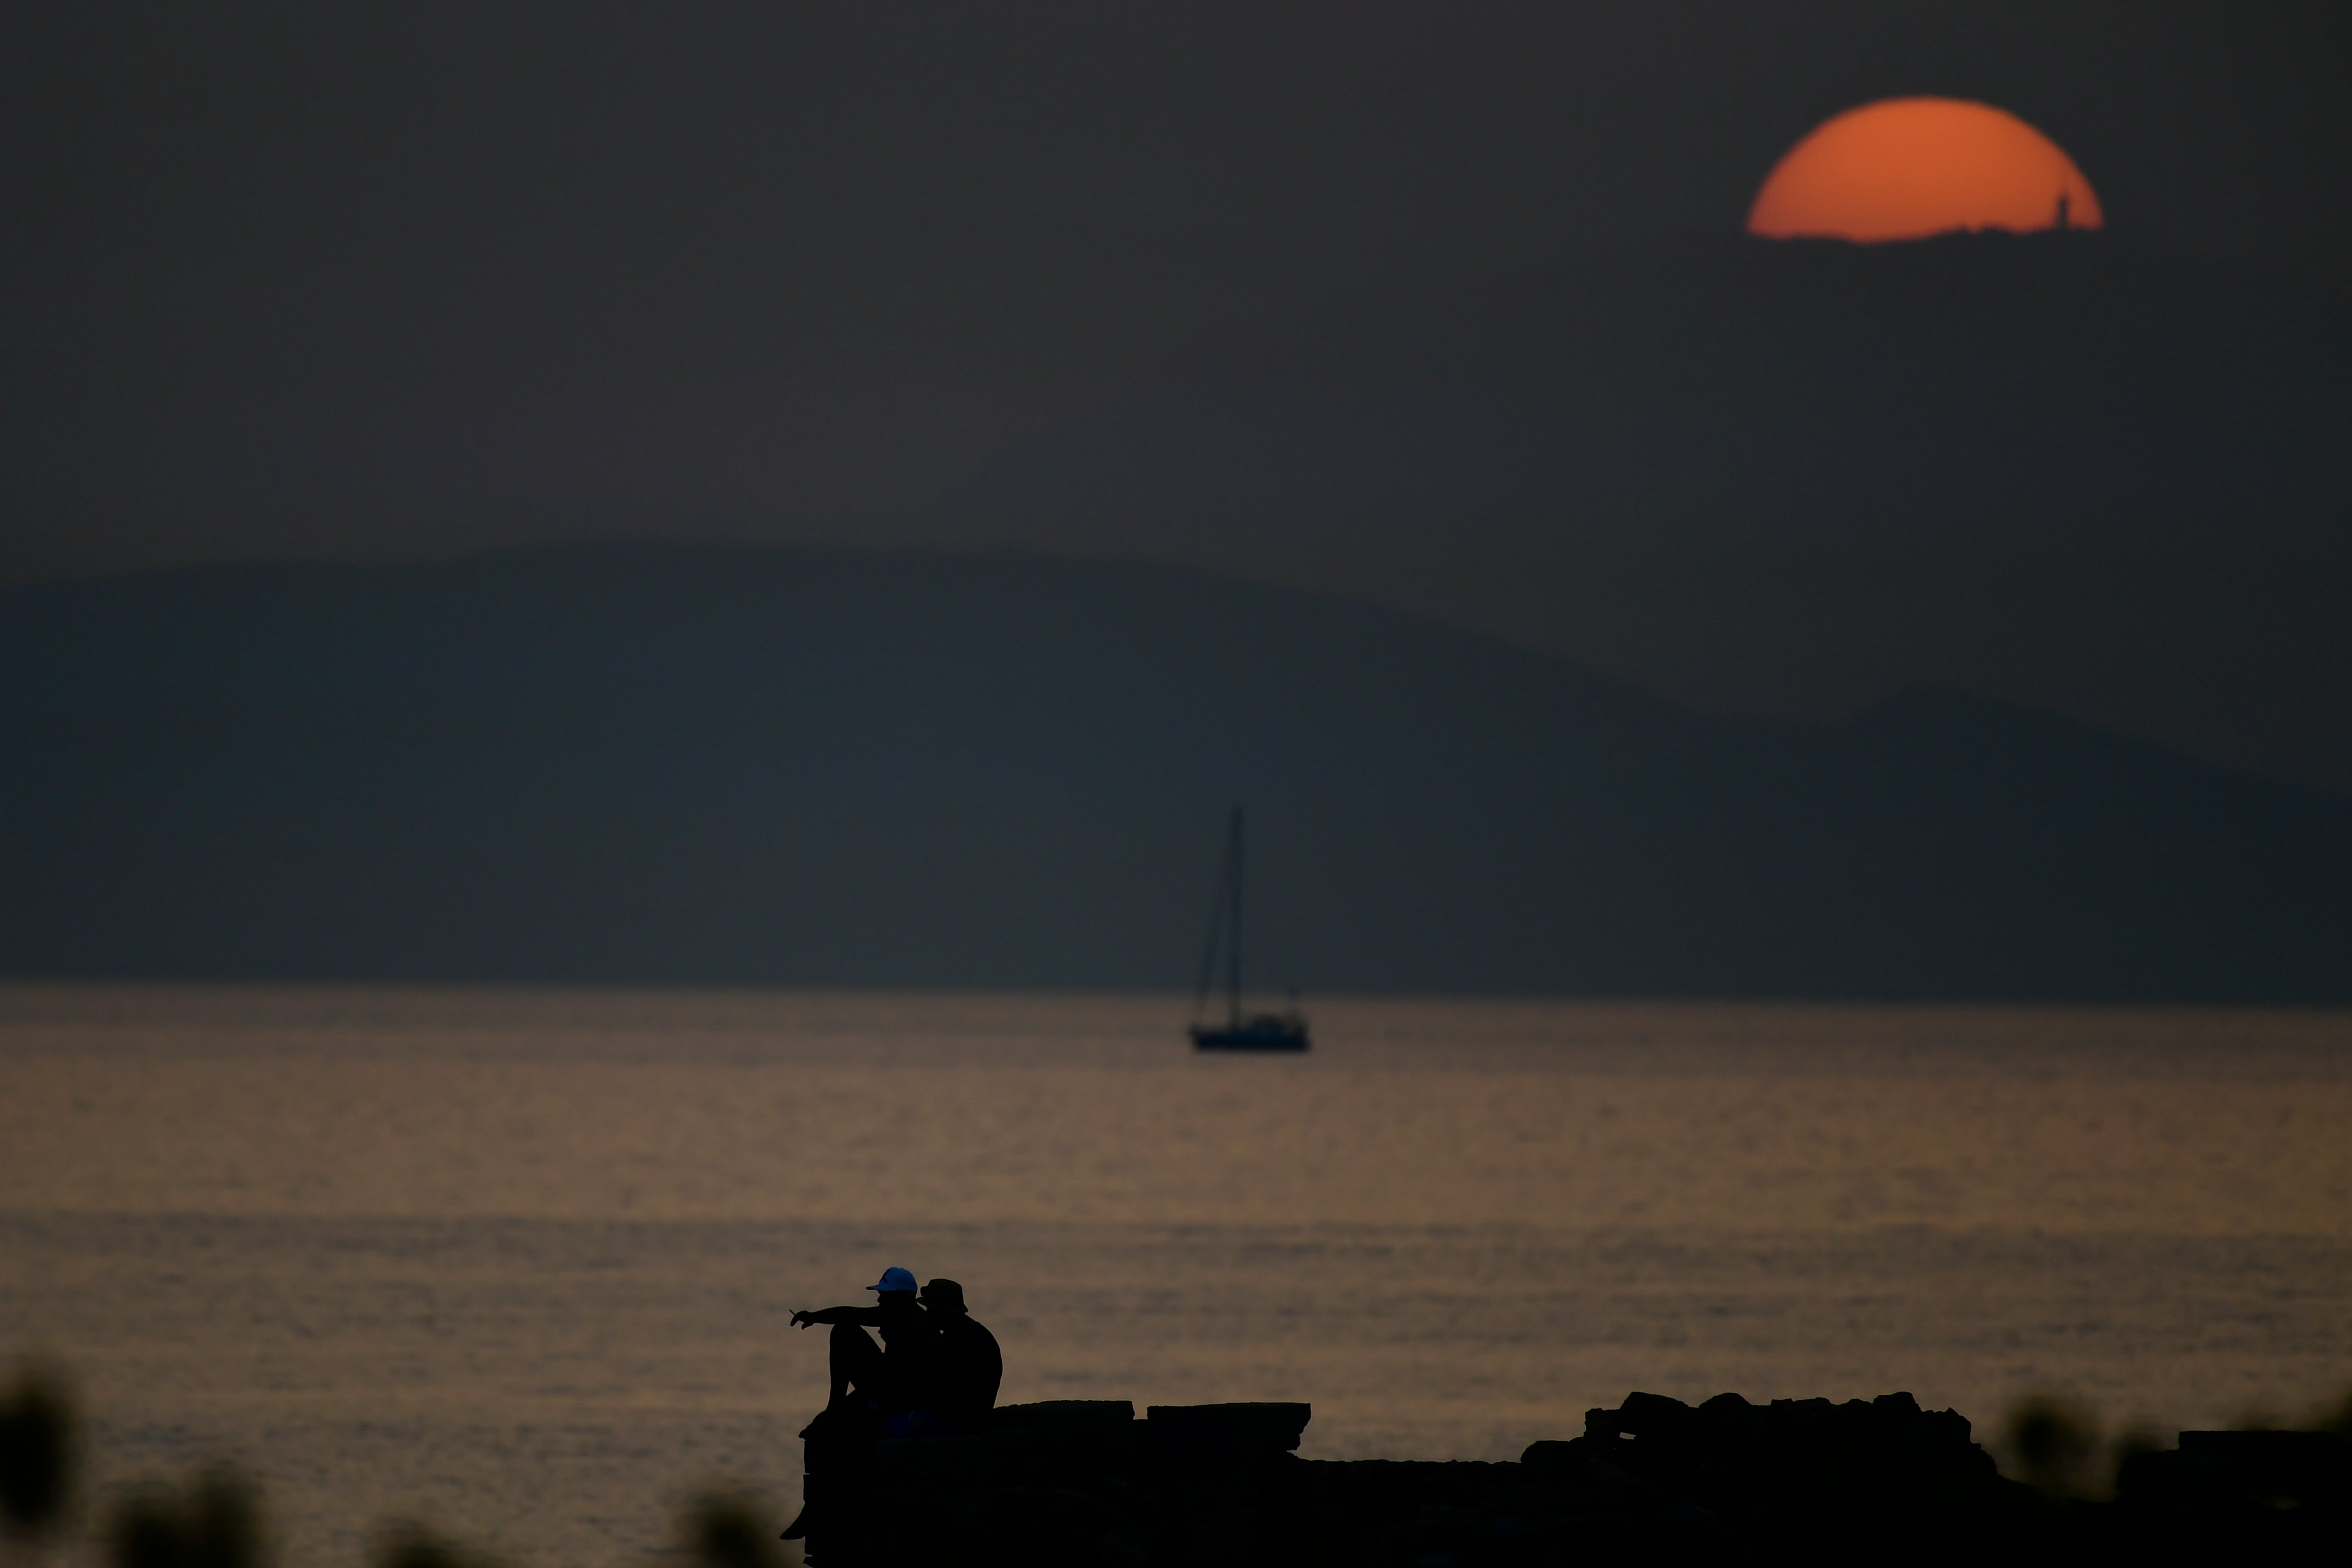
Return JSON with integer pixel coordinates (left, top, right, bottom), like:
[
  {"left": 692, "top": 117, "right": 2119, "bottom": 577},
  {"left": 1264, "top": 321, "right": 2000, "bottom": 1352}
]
[{"left": 1187, "top": 807, "right": 1310, "bottom": 1051}]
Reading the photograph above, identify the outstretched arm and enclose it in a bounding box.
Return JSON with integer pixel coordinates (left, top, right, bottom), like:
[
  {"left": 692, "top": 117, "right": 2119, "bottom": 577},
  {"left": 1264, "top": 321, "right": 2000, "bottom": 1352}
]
[{"left": 790, "top": 1305, "right": 882, "bottom": 1329}]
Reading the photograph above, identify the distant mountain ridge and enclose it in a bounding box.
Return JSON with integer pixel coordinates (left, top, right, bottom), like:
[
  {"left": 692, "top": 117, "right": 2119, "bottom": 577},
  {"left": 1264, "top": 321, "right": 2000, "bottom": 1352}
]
[{"left": 3, "top": 545, "right": 2346, "bottom": 1000}]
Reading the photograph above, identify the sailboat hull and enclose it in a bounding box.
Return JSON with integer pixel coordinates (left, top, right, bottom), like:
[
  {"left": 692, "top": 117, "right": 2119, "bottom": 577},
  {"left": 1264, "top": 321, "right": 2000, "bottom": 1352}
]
[{"left": 1189, "top": 1019, "right": 1310, "bottom": 1052}]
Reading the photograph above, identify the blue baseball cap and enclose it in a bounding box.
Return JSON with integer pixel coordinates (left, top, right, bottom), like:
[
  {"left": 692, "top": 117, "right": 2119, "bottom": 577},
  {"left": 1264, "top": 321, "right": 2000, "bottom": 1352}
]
[{"left": 868, "top": 1266, "right": 918, "bottom": 1295}]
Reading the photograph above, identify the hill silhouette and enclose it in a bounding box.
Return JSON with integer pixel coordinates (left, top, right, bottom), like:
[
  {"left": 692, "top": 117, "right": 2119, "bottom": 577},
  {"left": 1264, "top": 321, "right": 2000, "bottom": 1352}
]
[{"left": 2, "top": 545, "right": 2346, "bottom": 1000}]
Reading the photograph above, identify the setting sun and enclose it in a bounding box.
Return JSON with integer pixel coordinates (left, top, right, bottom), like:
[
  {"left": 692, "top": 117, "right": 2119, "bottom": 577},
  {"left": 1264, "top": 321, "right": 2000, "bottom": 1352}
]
[{"left": 1748, "top": 97, "right": 2103, "bottom": 243}]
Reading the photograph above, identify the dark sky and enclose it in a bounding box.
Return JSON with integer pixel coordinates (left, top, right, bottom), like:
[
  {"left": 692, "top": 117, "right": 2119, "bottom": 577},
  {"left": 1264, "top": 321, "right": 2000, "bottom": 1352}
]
[{"left": 8, "top": 2, "right": 2351, "bottom": 786}]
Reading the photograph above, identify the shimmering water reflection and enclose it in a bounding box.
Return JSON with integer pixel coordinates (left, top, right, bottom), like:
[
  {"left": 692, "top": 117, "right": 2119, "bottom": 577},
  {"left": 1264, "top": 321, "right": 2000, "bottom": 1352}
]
[{"left": 3, "top": 988, "right": 2346, "bottom": 1565}]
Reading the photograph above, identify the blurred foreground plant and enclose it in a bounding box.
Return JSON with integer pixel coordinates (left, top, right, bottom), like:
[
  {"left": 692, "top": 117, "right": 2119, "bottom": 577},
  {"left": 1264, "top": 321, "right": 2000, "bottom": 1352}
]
[
  {"left": 110, "top": 1467, "right": 262, "bottom": 1568},
  {"left": 373, "top": 1525, "right": 503, "bottom": 1568},
  {"left": 2303, "top": 1387, "right": 2352, "bottom": 1437},
  {"left": 2000, "top": 1395, "right": 2103, "bottom": 1500},
  {"left": 1, "top": 1364, "right": 76, "bottom": 1540},
  {"left": 683, "top": 1491, "right": 789, "bottom": 1568}
]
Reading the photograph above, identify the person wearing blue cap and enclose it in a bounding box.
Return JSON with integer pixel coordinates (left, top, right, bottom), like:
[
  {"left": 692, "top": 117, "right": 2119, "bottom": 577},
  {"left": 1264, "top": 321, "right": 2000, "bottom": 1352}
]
[
  {"left": 790, "top": 1265, "right": 942, "bottom": 1431},
  {"left": 781, "top": 1266, "right": 944, "bottom": 1544}
]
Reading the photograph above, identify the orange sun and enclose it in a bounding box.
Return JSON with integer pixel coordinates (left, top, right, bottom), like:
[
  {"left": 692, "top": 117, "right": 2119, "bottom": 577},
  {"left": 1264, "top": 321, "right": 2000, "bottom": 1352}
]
[{"left": 1748, "top": 97, "right": 2103, "bottom": 243}]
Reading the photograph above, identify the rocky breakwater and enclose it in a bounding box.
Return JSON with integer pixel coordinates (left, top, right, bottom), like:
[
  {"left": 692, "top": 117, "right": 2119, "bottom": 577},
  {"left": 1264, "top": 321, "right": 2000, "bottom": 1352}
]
[{"left": 799, "top": 1390, "right": 2348, "bottom": 1566}]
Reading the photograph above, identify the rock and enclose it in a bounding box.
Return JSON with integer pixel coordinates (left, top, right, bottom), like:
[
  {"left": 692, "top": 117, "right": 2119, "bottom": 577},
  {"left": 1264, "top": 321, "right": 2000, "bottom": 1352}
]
[
  {"left": 804, "top": 1388, "right": 2349, "bottom": 1564},
  {"left": 1517, "top": 1440, "right": 1578, "bottom": 1472},
  {"left": 994, "top": 1401, "right": 1138, "bottom": 1433},
  {"left": 2149, "top": 1430, "right": 2352, "bottom": 1512},
  {"left": 1144, "top": 1403, "right": 1311, "bottom": 1464}
]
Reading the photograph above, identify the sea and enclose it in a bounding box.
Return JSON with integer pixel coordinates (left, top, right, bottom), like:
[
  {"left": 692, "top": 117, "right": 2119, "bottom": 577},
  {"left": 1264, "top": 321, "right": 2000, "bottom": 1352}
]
[{"left": 4, "top": 986, "right": 2349, "bottom": 1566}]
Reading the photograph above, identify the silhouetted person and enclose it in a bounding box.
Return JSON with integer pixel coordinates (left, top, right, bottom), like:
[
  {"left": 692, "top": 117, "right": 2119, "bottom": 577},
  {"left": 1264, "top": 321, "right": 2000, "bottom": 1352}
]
[
  {"left": 790, "top": 1266, "right": 942, "bottom": 1432},
  {"left": 918, "top": 1279, "right": 1002, "bottom": 1435},
  {"left": 780, "top": 1266, "right": 941, "bottom": 1546}
]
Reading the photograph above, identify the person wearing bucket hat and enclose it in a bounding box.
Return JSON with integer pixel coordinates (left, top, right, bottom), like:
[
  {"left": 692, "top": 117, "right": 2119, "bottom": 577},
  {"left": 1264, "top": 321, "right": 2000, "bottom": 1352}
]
[
  {"left": 919, "top": 1278, "right": 1002, "bottom": 1435},
  {"left": 781, "top": 1266, "right": 944, "bottom": 1544}
]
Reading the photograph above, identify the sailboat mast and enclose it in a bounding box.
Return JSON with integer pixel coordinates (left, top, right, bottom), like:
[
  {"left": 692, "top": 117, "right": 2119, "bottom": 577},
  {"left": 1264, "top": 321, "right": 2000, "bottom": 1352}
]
[
  {"left": 1185, "top": 803, "right": 1305, "bottom": 1051},
  {"left": 1227, "top": 806, "right": 1244, "bottom": 1029}
]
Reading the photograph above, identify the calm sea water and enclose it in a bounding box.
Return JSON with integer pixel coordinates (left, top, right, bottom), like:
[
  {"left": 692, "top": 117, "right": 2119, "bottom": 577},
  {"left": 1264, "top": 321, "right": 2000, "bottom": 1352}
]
[{"left": 4, "top": 986, "right": 2349, "bottom": 1565}]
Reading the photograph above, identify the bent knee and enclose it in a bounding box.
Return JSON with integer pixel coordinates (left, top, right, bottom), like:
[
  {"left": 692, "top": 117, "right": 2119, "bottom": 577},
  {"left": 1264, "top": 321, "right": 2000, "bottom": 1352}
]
[{"left": 828, "top": 1321, "right": 878, "bottom": 1356}]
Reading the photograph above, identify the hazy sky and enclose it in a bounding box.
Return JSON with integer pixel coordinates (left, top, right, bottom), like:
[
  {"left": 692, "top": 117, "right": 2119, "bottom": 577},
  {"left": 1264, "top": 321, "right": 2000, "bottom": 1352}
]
[{"left": 8, "top": 2, "right": 2350, "bottom": 785}]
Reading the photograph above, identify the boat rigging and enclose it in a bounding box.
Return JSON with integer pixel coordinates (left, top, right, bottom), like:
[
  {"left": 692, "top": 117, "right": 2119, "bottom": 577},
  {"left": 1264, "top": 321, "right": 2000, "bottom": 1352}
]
[{"left": 1188, "top": 806, "right": 1309, "bottom": 1052}]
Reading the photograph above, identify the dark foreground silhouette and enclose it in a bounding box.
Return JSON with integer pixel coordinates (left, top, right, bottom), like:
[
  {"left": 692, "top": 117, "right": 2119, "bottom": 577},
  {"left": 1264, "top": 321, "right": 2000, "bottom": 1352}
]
[
  {"left": 789, "top": 1391, "right": 2350, "bottom": 1566},
  {"left": 8, "top": 1364, "right": 2348, "bottom": 1567}
]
